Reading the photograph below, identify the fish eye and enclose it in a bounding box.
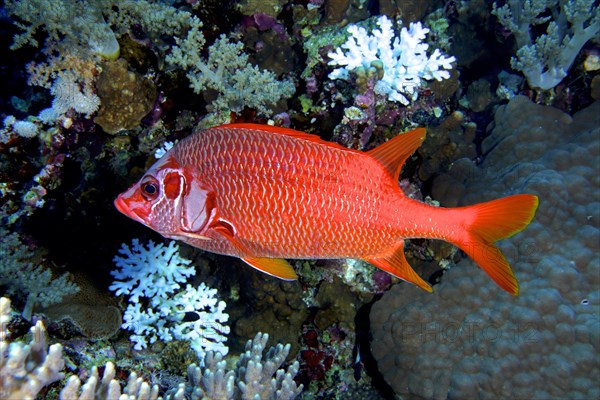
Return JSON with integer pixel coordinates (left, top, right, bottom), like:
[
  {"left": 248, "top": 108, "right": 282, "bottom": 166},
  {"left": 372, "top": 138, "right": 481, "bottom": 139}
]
[{"left": 140, "top": 177, "right": 159, "bottom": 201}]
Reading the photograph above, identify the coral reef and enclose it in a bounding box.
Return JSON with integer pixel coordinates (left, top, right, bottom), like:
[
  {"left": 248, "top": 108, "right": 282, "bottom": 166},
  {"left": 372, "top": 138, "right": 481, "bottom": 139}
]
[
  {"left": 1, "top": 0, "right": 596, "bottom": 398},
  {"left": 0, "top": 229, "right": 79, "bottom": 320},
  {"left": 110, "top": 239, "right": 229, "bottom": 361},
  {"left": 0, "top": 297, "right": 65, "bottom": 399},
  {"left": 370, "top": 96, "right": 600, "bottom": 399},
  {"left": 328, "top": 15, "right": 456, "bottom": 105},
  {"left": 492, "top": 0, "right": 600, "bottom": 90},
  {"left": 94, "top": 59, "right": 157, "bottom": 134},
  {"left": 166, "top": 30, "right": 295, "bottom": 116}
]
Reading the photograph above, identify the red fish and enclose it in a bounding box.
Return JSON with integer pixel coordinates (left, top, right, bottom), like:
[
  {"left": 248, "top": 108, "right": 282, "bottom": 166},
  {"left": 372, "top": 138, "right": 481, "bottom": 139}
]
[{"left": 115, "top": 124, "right": 538, "bottom": 295}]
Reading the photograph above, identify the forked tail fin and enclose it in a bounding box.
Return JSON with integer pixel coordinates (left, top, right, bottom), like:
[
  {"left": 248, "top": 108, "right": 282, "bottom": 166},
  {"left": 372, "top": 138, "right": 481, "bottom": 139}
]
[{"left": 451, "top": 194, "right": 539, "bottom": 296}]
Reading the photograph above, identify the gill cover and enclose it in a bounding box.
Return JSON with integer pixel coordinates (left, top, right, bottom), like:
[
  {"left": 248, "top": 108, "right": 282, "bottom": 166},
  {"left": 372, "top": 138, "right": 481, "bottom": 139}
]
[{"left": 174, "top": 166, "right": 216, "bottom": 235}]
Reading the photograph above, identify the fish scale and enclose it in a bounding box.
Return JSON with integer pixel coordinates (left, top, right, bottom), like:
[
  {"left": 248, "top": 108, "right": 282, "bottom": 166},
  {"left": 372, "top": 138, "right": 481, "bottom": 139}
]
[
  {"left": 115, "top": 123, "right": 539, "bottom": 295},
  {"left": 174, "top": 126, "right": 399, "bottom": 258}
]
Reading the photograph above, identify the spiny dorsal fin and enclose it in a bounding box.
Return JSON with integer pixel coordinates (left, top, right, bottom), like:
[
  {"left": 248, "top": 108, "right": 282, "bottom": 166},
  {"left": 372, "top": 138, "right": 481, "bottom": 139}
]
[{"left": 367, "top": 128, "right": 426, "bottom": 180}]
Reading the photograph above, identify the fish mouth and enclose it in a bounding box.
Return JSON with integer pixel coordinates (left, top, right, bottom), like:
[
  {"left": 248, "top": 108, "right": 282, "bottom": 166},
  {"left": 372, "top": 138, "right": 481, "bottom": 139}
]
[
  {"left": 114, "top": 195, "right": 146, "bottom": 224},
  {"left": 114, "top": 195, "right": 129, "bottom": 215}
]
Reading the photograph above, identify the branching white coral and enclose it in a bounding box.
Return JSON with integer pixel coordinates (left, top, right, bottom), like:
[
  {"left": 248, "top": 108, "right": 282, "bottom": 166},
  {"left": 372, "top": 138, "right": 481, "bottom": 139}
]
[
  {"left": 328, "top": 15, "right": 456, "bottom": 105},
  {"left": 493, "top": 0, "right": 600, "bottom": 90},
  {"left": 110, "top": 239, "right": 195, "bottom": 303},
  {"left": 167, "top": 333, "right": 303, "bottom": 400},
  {"left": 1, "top": 297, "right": 65, "bottom": 399},
  {"left": 110, "top": 239, "right": 229, "bottom": 361}
]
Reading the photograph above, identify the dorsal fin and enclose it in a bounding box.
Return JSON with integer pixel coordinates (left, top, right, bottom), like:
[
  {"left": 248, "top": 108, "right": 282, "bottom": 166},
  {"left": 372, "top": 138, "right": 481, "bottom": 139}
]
[
  {"left": 367, "top": 128, "right": 426, "bottom": 180},
  {"left": 217, "top": 123, "right": 349, "bottom": 149}
]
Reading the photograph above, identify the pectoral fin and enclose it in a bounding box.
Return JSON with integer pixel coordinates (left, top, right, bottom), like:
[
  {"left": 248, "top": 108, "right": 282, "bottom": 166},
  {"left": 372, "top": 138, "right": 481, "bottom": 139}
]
[
  {"left": 241, "top": 257, "right": 298, "bottom": 280},
  {"left": 211, "top": 219, "right": 298, "bottom": 280},
  {"left": 365, "top": 240, "right": 432, "bottom": 292}
]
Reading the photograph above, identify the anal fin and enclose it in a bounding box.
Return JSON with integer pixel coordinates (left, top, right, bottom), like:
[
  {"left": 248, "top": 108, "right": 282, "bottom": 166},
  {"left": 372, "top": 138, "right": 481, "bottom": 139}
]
[{"left": 365, "top": 241, "right": 432, "bottom": 292}]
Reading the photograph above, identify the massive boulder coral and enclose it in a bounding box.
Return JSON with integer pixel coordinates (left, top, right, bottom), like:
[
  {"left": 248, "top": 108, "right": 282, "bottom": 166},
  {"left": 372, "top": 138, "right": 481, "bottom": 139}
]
[
  {"left": 370, "top": 96, "right": 599, "bottom": 399},
  {"left": 94, "top": 59, "right": 157, "bottom": 134}
]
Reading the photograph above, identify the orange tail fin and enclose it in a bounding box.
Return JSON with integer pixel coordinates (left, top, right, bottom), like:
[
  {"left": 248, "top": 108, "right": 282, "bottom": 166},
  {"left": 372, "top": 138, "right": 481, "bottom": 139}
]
[{"left": 451, "top": 194, "right": 539, "bottom": 296}]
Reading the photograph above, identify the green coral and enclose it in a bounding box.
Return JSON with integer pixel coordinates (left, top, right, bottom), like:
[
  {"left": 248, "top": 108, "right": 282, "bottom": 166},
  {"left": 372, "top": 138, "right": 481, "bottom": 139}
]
[
  {"left": 301, "top": 24, "right": 349, "bottom": 79},
  {"left": 167, "top": 33, "right": 295, "bottom": 116},
  {"left": 0, "top": 230, "right": 79, "bottom": 320},
  {"left": 6, "top": 0, "right": 198, "bottom": 57},
  {"left": 5, "top": 0, "right": 118, "bottom": 57}
]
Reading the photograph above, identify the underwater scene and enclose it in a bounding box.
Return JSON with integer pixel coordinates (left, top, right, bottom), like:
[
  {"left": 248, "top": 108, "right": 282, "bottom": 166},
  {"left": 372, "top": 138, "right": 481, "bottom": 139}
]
[{"left": 0, "top": 0, "right": 599, "bottom": 399}]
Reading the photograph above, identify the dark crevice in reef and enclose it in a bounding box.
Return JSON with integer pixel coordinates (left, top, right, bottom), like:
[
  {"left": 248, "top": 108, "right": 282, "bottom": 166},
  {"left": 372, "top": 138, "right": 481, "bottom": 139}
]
[{"left": 355, "top": 295, "right": 396, "bottom": 400}]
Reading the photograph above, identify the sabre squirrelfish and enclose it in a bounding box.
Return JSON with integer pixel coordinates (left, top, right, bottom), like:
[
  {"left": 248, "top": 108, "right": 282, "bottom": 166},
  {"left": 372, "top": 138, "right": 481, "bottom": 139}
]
[{"left": 114, "top": 124, "right": 539, "bottom": 295}]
